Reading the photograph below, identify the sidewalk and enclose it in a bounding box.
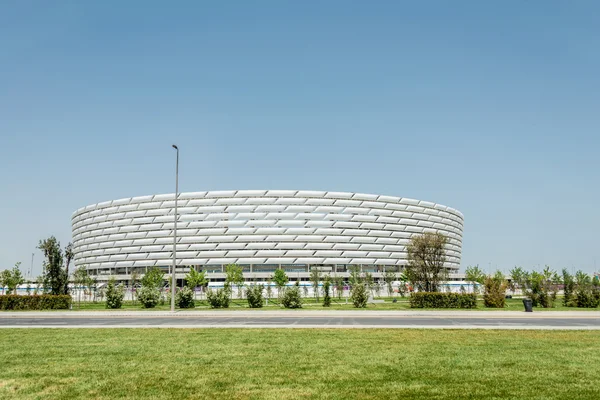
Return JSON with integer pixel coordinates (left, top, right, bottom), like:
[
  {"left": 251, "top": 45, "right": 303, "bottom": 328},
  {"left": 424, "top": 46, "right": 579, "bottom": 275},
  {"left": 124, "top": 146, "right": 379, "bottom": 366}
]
[{"left": 2, "top": 310, "right": 600, "bottom": 318}]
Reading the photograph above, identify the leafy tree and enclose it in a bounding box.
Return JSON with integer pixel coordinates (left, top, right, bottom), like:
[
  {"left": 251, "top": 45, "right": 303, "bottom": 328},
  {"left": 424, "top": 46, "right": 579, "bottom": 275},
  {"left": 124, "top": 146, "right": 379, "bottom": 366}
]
[
  {"left": 310, "top": 268, "right": 321, "bottom": 301},
  {"left": 64, "top": 243, "right": 74, "bottom": 282},
  {"left": 105, "top": 277, "right": 125, "bottom": 309},
  {"left": 508, "top": 267, "right": 527, "bottom": 294},
  {"left": 38, "top": 236, "right": 69, "bottom": 295},
  {"left": 348, "top": 265, "right": 362, "bottom": 288},
  {"left": 225, "top": 264, "right": 244, "bottom": 299},
  {"left": 34, "top": 275, "right": 43, "bottom": 295},
  {"left": 130, "top": 270, "right": 140, "bottom": 304},
  {"left": 364, "top": 272, "right": 374, "bottom": 297},
  {"left": 465, "top": 265, "right": 485, "bottom": 294},
  {"left": 266, "top": 279, "right": 273, "bottom": 302},
  {"left": 185, "top": 267, "right": 208, "bottom": 300},
  {"left": 141, "top": 267, "right": 165, "bottom": 289},
  {"left": 323, "top": 276, "right": 332, "bottom": 307},
  {"left": 2, "top": 263, "right": 25, "bottom": 294},
  {"left": 383, "top": 269, "right": 396, "bottom": 297},
  {"left": 72, "top": 265, "right": 90, "bottom": 308},
  {"left": 575, "top": 270, "right": 600, "bottom": 308},
  {"left": 333, "top": 275, "right": 344, "bottom": 300},
  {"left": 397, "top": 272, "right": 408, "bottom": 297},
  {"left": 520, "top": 267, "right": 560, "bottom": 308},
  {"left": 272, "top": 269, "right": 289, "bottom": 300},
  {"left": 0, "top": 269, "right": 11, "bottom": 295},
  {"left": 405, "top": 232, "right": 449, "bottom": 293}
]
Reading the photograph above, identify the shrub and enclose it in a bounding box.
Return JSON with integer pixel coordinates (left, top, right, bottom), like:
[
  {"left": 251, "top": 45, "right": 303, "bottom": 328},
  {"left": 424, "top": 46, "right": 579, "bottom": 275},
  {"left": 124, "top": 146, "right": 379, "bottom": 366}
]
[
  {"left": 105, "top": 278, "right": 125, "bottom": 309},
  {"left": 206, "top": 288, "right": 230, "bottom": 308},
  {"left": 281, "top": 286, "right": 302, "bottom": 309},
  {"left": 176, "top": 286, "right": 195, "bottom": 309},
  {"left": 0, "top": 295, "right": 71, "bottom": 310},
  {"left": 409, "top": 292, "right": 477, "bottom": 309},
  {"left": 483, "top": 272, "right": 507, "bottom": 308},
  {"left": 576, "top": 289, "right": 600, "bottom": 308},
  {"left": 246, "top": 285, "right": 264, "bottom": 308},
  {"left": 351, "top": 283, "right": 368, "bottom": 308},
  {"left": 562, "top": 269, "right": 576, "bottom": 307},
  {"left": 323, "top": 278, "right": 331, "bottom": 307},
  {"left": 137, "top": 286, "right": 160, "bottom": 308}
]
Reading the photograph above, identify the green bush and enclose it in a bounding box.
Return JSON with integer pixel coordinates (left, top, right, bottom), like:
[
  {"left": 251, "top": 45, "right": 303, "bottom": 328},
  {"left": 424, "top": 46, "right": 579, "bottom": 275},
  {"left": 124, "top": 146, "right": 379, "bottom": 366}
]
[
  {"left": 483, "top": 273, "right": 507, "bottom": 308},
  {"left": 137, "top": 286, "right": 160, "bottom": 308},
  {"left": 206, "top": 288, "right": 230, "bottom": 308},
  {"left": 281, "top": 286, "right": 302, "bottom": 309},
  {"left": 176, "top": 287, "right": 195, "bottom": 309},
  {"left": 350, "top": 283, "right": 368, "bottom": 308},
  {"left": 246, "top": 285, "right": 264, "bottom": 308},
  {"left": 576, "top": 289, "right": 600, "bottom": 308},
  {"left": 105, "top": 278, "right": 125, "bottom": 309},
  {"left": 409, "top": 292, "right": 477, "bottom": 309},
  {"left": 0, "top": 295, "right": 71, "bottom": 310}
]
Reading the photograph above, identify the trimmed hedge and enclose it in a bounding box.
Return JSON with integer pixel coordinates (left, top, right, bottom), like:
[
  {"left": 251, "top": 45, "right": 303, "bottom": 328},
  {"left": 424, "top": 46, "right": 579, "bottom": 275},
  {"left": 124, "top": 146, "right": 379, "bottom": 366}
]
[
  {"left": 0, "top": 295, "right": 72, "bottom": 310},
  {"left": 409, "top": 292, "right": 477, "bottom": 309}
]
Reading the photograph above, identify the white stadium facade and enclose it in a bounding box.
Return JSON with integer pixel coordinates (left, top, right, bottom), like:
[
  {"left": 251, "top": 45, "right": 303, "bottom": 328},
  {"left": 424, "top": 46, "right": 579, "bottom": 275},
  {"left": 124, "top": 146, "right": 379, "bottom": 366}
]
[{"left": 71, "top": 190, "right": 464, "bottom": 285}]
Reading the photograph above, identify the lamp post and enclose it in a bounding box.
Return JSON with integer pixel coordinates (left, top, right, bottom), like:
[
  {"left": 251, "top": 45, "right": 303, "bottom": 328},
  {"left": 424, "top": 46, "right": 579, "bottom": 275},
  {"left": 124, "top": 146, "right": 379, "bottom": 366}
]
[{"left": 171, "top": 144, "right": 179, "bottom": 312}]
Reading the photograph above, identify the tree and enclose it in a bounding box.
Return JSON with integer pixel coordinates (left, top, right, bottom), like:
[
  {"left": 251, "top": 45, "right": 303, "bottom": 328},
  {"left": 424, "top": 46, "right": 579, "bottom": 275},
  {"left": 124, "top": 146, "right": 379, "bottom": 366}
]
[
  {"left": 225, "top": 264, "right": 244, "bottom": 299},
  {"left": 334, "top": 275, "right": 345, "bottom": 300},
  {"left": 364, "top": 272, "right": 374, "bottom": 297},
  {"left": 310, "top": 267, "right": 321, "bottom": 302},
  {"left": 72, "top": 265, "right": 90, "bottom": 308},
  {"left": 562, "top": 269, "right": 576, "bottom": 307},
  {"left": 64, "top": 243, "right": 74, "bottom": 282},
  {"left": 0, "top": 269, "right": 11, "bottom": 295},
  {"left": 272, "top": 269, "right": 288, "bottom": 300},
  {"left": 323, "top": 276, "right": 331, "bottom": 307},
  {"left": 185, "top": 267, "right": 208, "bottom": 299},
  {"left": 508, "top": 267, "right": 527, "bottom": 295},
  {"left": 3, "top": 263, "right": 25, "bottom": 294},
  {"left": 38, "top": 236, "right": 69, "bottom": 295},
  {"left": 383, "top": 269, "right": 396, "bottom": 298},
  {"left": 141, "top": 267, "right": 165, "bottom": 289},
  {"left": 405, "top": 232, "right": 449, "bottom": 293},
  {"left": 130, "top": 270, "right": 140, "bottom": 304},
  {"left": 465, "top": 265, "right": 485, "bottom": 294},
  {"left": 266, "top": 279, "right": 273, "bottom": 302},
  {"left": 34, "top": 275, "right": 44, "bottom": 295}
]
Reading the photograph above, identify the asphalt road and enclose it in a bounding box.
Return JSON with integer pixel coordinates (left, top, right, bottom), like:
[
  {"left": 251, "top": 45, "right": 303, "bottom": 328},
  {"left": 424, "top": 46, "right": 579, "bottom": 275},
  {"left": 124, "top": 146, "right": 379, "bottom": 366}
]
[{"left": 2, "top": 313, "right": 600, "bottom": 329}]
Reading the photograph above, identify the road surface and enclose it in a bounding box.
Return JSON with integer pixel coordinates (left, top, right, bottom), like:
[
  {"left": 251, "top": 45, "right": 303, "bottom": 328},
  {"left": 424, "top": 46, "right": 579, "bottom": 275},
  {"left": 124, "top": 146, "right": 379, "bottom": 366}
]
[{"left": 1, "top": 311, "right": 599, "bottom": 329}]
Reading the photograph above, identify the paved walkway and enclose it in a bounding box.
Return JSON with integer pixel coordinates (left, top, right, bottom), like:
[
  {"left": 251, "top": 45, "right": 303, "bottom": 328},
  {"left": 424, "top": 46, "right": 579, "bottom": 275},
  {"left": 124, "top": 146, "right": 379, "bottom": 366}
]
[{"left": 1, "top": 310, "right": 599, "bottom": 329}]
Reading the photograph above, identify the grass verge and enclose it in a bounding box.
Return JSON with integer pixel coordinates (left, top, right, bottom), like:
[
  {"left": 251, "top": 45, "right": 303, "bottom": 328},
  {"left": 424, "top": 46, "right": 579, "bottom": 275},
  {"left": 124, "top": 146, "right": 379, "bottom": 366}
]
[{"left": 0, "top": 329, "right": 599, "bottom": 399}]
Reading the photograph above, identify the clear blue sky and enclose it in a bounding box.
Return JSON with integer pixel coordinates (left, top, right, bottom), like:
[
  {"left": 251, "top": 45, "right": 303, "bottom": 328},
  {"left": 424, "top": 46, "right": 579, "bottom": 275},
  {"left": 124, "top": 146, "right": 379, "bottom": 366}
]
[{"left": 1, "top": 1, "right": 599, "bottom": 276}]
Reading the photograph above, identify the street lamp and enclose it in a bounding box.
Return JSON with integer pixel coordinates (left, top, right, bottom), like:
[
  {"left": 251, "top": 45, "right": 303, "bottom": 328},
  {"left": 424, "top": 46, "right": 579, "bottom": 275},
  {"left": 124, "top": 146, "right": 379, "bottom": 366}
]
[{"left": 171, "top": 144, "right": 179, "bottom": 312}]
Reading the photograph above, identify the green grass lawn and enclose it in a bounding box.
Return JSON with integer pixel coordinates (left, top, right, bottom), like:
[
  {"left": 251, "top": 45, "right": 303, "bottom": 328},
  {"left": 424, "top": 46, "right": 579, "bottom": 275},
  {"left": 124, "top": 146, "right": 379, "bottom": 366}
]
[
  {"left": 63, "top": 297, "right": 599, "bottom": 311},
  {"left": 0, "top": 329, "right": 598, "bottom": 399}
]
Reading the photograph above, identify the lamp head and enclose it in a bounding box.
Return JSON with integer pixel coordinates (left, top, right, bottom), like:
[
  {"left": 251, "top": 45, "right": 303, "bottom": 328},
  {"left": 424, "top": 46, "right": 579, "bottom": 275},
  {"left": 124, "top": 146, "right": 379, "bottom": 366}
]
[{"left": 172, "top": 144, "right": 178, "bottom": 150}]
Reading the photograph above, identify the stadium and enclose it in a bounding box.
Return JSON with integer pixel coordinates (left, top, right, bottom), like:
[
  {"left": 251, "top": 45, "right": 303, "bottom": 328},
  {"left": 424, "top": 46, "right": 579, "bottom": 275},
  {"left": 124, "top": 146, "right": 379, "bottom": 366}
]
[{"left": 71, "top": 190, "right": 464, "bottom": 285}]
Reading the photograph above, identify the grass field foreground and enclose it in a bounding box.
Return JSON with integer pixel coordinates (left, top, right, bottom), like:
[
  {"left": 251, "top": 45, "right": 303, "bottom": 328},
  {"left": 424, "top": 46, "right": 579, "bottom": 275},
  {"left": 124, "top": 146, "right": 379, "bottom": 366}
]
[{"left": 0, "top": 329, "right": 599, "bottom": 399}]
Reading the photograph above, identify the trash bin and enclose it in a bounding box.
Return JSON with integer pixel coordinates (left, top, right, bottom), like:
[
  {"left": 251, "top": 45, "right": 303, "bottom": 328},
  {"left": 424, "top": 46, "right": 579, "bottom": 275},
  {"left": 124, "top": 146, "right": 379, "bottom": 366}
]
[{"left": 522, "top": 298, "right": 533, "bottom": 312}]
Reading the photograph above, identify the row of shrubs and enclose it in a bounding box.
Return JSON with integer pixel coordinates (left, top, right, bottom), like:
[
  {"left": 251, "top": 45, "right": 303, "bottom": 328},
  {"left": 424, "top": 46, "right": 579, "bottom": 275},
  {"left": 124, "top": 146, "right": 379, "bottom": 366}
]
[
  {"left": 409, "top": 292, "right": 477, "bottom": 309},
  {"left": 0, "top": 295, "right": 72, "bottom": 310}
]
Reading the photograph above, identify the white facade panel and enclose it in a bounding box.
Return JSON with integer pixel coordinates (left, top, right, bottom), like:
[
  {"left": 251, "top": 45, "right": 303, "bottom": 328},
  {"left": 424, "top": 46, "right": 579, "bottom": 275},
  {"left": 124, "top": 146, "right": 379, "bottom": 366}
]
[{"left": 73, "top": 190, "right": 463, "bottom": 278}]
